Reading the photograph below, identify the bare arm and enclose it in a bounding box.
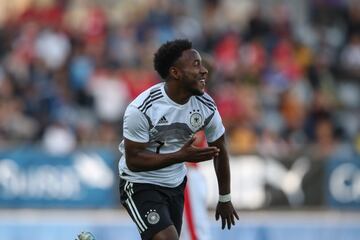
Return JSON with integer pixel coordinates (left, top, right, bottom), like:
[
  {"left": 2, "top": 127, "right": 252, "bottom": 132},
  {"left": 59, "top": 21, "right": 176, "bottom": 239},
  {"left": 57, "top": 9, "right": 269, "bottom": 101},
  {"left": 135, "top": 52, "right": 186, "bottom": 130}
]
[
  {"left": 208, "top": 134, "right": 239, "bottom": 230},
  {"left": 209, "top": 134, "right": 231, "bottom": 195},
  {"left": 125, "top": 137, "right": 219, "bottom": 172}
]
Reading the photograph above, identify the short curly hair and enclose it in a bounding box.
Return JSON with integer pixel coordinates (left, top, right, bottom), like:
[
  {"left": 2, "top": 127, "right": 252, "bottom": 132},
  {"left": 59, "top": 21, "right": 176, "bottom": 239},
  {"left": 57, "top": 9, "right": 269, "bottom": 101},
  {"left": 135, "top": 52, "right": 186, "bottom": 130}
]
[{"left": 153, "top": 39, "right": 192, "bottom": 79}]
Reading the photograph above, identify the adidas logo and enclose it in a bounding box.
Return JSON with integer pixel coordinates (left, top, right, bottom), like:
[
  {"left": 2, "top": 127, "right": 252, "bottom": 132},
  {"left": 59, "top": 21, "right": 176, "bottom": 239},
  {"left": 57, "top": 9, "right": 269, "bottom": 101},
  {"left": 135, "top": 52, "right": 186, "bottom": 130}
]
[{"left": 158, "top": 116, "right": 168, "bottom": 124}]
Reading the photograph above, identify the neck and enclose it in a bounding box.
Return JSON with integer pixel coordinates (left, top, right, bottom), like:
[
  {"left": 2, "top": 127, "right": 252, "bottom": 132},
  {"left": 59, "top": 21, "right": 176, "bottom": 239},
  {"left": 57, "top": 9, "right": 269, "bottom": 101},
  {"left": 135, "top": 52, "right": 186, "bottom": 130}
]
[{"left": 164, "top": 81, "right": 191, "bottom": 105}]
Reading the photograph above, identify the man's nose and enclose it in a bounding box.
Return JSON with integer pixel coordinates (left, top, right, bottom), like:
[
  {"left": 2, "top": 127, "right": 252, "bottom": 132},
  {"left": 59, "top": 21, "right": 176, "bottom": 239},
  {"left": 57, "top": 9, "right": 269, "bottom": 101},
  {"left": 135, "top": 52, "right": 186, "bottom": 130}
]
[{"left": 200, "top": 65, "right": 208, "bottom": 75}]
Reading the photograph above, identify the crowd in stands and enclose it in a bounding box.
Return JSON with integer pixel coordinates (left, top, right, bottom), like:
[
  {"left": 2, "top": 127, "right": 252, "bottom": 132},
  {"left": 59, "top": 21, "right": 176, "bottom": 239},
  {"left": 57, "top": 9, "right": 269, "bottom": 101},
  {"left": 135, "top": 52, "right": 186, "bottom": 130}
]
[{"left": 0, "top": 0, "right": 359, "bottom": 160}]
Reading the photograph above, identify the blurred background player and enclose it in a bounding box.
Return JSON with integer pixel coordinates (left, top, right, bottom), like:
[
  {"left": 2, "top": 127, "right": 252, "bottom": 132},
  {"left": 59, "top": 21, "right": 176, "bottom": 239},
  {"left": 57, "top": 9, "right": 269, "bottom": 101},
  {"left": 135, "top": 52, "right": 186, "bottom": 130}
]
[{"left": 182, "top": 131, "right": 212, "bottom": 240}]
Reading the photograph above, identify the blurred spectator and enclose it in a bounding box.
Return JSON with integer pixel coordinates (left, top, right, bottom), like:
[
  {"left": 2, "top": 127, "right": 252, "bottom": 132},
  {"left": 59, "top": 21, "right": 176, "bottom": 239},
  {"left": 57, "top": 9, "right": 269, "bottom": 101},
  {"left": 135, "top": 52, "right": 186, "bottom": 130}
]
[
  {"left": 0, "top": 0, "right": 357, "bottom": 161},
  {"left": 88, "top": 69, "right": 130, "bottom": 122},
  {"left": 340, "top": 33, "right": 360, "bottom": 77},
  {"left": 311, "top": 117, "right": 339, "bottom": 161},
  {"left": 34, "top": 28, "right": 71, "bottom": 70},
  {"left": 42, "top": 122, "right": 76, "bottom": 155}
]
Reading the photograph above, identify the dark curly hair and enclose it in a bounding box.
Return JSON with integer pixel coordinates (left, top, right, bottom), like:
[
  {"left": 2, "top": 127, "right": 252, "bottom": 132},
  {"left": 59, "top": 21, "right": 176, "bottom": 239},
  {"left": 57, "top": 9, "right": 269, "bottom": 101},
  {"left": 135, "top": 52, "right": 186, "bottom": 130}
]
[{"left": 153, "top": 39, "right": 192, "bottom": 79}]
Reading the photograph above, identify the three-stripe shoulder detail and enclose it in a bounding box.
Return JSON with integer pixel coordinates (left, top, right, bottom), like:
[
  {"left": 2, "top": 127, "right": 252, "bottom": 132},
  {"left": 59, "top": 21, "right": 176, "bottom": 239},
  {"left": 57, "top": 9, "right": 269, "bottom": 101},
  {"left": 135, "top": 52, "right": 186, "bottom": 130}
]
[
  {"left": 138, "top": 88, "right": 163, "bottom": 113},
  {"left": 195, "top": 96, "right": 216, "bottom": 111},
  {"left": 201, "top": 95, "right": 216, "bottom": 106}
]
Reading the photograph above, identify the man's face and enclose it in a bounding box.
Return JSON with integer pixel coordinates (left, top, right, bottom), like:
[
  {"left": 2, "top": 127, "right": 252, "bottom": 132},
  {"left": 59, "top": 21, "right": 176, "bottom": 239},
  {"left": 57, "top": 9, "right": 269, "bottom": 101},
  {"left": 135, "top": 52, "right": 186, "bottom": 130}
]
[{"left": 174, "top": 49, "right": 208, "bottom": 96}]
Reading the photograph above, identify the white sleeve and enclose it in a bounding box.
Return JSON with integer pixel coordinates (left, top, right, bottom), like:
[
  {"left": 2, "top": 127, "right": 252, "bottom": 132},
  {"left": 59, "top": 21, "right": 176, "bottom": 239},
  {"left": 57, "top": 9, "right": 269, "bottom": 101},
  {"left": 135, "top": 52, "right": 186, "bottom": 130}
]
[
  {"left": 123, "top": 105, "right": 149, "bottom": 143},
  {"left": 204, "top": 110, "right": 225, "bottom": 143}
]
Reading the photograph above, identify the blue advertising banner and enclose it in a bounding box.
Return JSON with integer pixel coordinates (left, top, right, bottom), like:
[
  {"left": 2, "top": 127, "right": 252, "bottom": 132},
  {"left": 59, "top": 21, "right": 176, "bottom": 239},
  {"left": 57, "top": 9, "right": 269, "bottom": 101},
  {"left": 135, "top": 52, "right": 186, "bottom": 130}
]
[
  {"left": 326, "top": 156, "right": 360, "bottom": 208},
  {"left": 0, "top": 147, "right": 118, "bottom": 208}
]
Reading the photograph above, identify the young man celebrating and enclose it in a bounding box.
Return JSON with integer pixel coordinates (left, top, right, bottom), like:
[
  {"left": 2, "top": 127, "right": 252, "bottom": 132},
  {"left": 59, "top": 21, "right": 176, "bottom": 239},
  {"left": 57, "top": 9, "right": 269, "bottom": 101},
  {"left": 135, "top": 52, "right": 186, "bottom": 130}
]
[{"left": 118, "top": 39, "right": 238, "bottom": 240}]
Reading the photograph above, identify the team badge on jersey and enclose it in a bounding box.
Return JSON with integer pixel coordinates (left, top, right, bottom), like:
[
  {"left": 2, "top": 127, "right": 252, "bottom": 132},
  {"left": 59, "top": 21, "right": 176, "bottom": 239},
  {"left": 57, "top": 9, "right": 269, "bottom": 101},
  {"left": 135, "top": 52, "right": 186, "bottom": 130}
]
[
  {"left": 145, "top": 209, "right": 160, "bottom": 225},
  {"left": 189, "top": 109, "right": 203, "bottom": 128}
]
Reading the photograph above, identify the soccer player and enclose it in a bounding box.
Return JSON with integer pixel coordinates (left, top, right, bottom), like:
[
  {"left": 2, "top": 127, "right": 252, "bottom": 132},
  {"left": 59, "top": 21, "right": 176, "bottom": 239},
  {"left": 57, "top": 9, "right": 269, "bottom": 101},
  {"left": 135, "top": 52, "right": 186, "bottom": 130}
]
[{"left": 118, "top": 39, "right": 238, "bottom": 240}]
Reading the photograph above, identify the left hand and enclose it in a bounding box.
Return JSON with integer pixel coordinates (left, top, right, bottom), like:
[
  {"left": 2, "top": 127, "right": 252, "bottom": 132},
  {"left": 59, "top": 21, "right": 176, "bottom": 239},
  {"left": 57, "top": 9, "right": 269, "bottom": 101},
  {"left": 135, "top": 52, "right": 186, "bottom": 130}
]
[{"left": 215, "top": 201, "right": 239, "bottom": 230}]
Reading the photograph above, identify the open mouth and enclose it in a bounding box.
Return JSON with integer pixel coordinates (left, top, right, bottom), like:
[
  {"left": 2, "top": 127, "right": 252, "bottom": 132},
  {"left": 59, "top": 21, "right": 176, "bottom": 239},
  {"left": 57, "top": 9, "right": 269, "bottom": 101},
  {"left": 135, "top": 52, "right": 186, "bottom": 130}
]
[{"left": 198, "top": 78, "right": 206, "bottom": 88}]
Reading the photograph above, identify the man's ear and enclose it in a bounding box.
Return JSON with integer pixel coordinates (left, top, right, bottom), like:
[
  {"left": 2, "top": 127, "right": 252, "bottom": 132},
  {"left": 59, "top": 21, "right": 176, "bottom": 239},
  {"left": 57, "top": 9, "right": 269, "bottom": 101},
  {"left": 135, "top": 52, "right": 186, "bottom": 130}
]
[{"left": 169, "top": 66, "right": 181, "bottom": 80}]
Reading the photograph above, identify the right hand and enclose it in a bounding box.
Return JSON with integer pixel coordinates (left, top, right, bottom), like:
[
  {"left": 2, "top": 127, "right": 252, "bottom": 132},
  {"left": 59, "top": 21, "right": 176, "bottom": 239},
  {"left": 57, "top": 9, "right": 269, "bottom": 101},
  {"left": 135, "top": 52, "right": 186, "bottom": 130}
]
[{"left": 178, "top": 136, "right": 220, "bottom": 163}]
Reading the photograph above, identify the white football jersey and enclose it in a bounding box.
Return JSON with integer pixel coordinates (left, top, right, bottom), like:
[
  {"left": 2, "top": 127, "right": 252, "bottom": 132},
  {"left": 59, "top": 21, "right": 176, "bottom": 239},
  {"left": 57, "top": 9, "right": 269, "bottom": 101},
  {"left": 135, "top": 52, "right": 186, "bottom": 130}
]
[{"left": 118, "top": 82, "right": 225, "bottom": 187}]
